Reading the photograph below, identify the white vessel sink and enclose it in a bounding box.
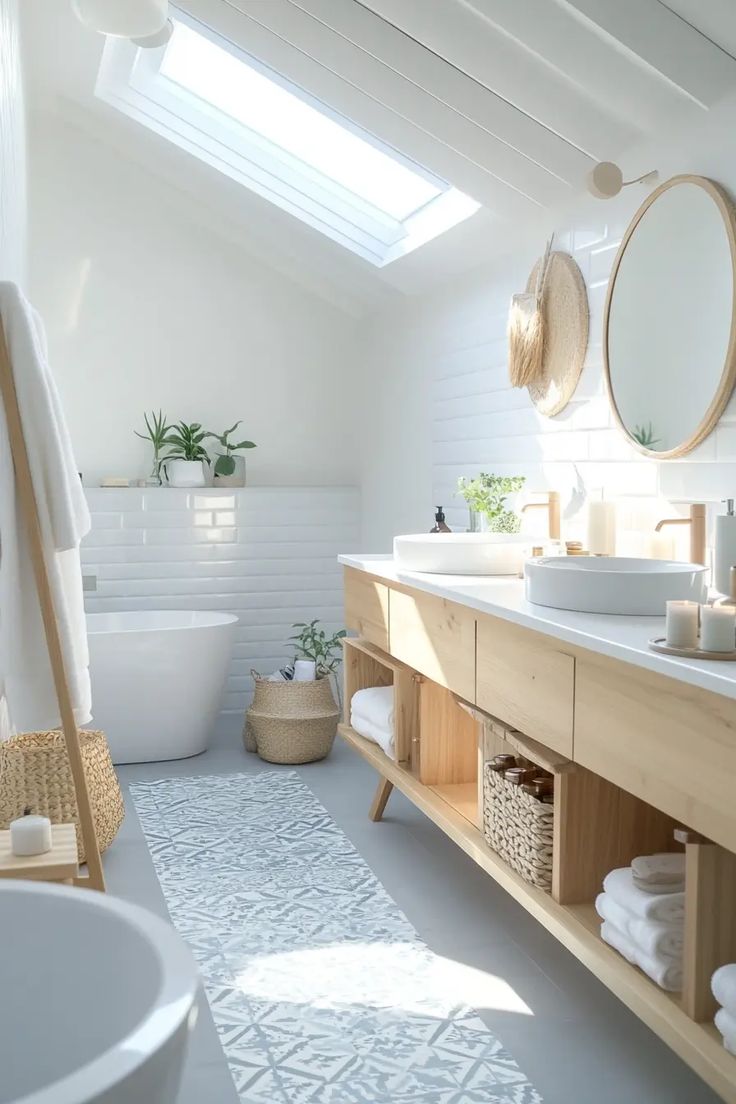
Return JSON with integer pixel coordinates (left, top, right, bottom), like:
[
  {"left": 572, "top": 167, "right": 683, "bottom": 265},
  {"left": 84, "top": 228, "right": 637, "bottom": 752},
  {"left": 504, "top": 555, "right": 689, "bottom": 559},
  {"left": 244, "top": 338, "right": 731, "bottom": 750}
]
[
  {"left": 525, "top": 556, "right": 708, "bottom": 615},
  {"left": 0, "top": 880, "right": 199, "bottom": 1104},
  {"left": 394, "top": 532, "right": 531, "bottom": 576}
]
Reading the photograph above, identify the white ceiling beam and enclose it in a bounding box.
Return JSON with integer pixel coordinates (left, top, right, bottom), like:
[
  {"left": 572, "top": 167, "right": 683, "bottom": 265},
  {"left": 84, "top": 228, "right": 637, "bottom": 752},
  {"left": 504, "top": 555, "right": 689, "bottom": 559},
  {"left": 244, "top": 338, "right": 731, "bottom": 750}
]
[
  {"left": 254, "top": 0, "right": 574, "bottom": 205},
  {"left": 287, "top": 0, "right": 592, "bottom": 185},
  {"left": 460, "top": 0, "right": 698, "bottom": 129},
  {"left": 559, "top": 0, "right": 736, "bottom": 109},
  {"left": 181, "top": 0, "right": 550, "bottom": 221},
  {"left": 353, "top": 0, "right": 636, "bottom": 157},
  {"left": 659, "top": 0, "right": 736, "bottom": 61}
]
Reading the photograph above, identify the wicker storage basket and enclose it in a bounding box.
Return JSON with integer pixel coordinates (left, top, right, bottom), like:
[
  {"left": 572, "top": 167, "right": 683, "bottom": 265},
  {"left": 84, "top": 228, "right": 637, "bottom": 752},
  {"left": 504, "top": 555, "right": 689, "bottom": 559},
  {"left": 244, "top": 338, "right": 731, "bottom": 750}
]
[
  {"left": 483, "top": 763, "right": 554, "bottom": 891},
  {"left": 244, "top": 677, "right": 339, "bottom": 764},
  {"left": 0, "top": 729, "right": 124, "bottom": 862}
]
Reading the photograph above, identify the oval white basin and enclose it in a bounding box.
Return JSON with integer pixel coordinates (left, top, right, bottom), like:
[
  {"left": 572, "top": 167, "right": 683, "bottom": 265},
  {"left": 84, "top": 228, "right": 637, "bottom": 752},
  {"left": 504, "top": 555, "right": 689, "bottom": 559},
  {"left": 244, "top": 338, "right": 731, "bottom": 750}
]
[
  {"left": 394, "top": 532, "right": 531, "bottom": 575},
  {"left": 525, "top": 556, "right": 708, "bottom": 615},
  {"left": 0, "top": 880, "right": 199, "bottom": 1104}
]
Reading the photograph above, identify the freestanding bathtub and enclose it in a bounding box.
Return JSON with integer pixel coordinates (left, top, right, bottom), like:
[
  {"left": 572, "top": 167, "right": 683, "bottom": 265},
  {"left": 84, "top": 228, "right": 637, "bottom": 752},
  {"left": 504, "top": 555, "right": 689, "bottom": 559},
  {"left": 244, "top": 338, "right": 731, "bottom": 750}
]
[{"left": 87, "top": 610, "right": 237, "bottom": 764}]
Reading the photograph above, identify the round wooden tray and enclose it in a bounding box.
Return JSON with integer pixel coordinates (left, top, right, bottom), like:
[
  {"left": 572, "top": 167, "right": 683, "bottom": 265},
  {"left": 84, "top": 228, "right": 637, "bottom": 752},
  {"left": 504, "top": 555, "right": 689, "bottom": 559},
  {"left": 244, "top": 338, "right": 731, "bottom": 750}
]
[{"left": 648, "top": 637, "right": 736, "bottom": 661}]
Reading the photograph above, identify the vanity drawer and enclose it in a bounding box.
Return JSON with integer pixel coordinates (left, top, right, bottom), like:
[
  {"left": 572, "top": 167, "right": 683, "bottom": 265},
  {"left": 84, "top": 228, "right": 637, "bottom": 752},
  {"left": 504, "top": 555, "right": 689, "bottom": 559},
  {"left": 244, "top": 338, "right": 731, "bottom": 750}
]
[
  {"left": 343, "top": 568, "right": 390, "bottom": 651},
  {"left": 476, "top": 615, "right": 574, "bottom": 756},
  {"left": 574, "top": 654, "right": 736, "bottom": 851},
  {"left": 389, "top": 588, "right": 476, "bottom": 702}
]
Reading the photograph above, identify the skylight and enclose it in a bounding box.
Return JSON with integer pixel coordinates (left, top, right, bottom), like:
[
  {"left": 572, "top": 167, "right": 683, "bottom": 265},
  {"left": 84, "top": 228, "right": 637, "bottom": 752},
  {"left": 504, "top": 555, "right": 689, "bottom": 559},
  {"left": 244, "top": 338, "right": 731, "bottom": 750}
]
[{"left": 95, "top": 13, "right": 480, "bottom": 266}]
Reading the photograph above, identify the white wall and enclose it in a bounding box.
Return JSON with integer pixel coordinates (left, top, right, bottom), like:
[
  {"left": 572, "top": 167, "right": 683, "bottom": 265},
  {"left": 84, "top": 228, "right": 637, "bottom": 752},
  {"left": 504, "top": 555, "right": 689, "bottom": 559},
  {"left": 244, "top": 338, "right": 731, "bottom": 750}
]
[
  {"left": 0, "top": 0, "right": 26, "bottom": 283},
  {"left": 360, "top": 92, "right": 736, "bottom": 552},
  {"left": 27, "top": 115, "right": 359, "bottom": 487},
  {"left": 83, "top": 486, "right": 358, "bottom": 716}
]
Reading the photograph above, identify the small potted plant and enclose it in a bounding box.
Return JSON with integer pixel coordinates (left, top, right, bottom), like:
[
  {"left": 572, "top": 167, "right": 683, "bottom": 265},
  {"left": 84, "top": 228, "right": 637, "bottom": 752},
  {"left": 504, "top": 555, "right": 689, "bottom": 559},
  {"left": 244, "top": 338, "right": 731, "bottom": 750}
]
[
  {"left": 457, "top": 473, "right": 526, "bottom": 532},
  {"left": 205, "top": 421, "right": 256, "bottom": 487},
  {"left": 161, "top": 422, "right": 211, "bottom": 487},
  {"left": 244, "top": 620, "right": 346, "bottom": 764},
  {"left": 134, "top": 409, "right": 170, "bottom": 485}
]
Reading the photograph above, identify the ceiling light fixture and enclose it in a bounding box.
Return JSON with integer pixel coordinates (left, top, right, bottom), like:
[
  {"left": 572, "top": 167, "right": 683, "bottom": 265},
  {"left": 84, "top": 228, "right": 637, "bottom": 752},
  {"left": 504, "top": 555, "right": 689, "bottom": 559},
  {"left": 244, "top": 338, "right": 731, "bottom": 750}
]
[
  {"left": 72, "top": 0, "right": 168, "bottom": 38},
  {"left": 586, "top": 161, "right": 659, "bottom": 200},
  {"left": 131, "top": 18, "right": 174, "bottom": 48}
]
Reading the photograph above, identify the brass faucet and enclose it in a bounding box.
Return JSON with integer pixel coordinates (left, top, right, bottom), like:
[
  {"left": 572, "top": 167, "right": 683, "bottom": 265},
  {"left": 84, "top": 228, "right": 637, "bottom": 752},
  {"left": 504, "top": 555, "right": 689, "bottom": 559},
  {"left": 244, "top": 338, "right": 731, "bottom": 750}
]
[
  {"left": 521, "top": 491, "right": 561, "bottom": 541},
  {"left": 655, "top": 503, "right": 706, "bottom": 565}
]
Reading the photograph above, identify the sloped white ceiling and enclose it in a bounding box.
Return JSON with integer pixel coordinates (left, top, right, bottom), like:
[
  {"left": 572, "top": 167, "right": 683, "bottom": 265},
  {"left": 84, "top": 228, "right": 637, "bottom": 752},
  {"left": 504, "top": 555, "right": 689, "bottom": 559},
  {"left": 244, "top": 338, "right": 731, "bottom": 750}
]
[{"left": 20, "top": 0, "right": 736, "bottom": 314}]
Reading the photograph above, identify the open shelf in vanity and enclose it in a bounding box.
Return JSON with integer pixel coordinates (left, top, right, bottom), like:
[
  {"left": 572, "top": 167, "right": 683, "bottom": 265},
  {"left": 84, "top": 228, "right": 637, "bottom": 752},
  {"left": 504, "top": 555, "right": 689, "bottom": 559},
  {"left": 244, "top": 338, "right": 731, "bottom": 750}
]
[{"left": 339, "top": 563, "right": 736, "bottom": 1104}]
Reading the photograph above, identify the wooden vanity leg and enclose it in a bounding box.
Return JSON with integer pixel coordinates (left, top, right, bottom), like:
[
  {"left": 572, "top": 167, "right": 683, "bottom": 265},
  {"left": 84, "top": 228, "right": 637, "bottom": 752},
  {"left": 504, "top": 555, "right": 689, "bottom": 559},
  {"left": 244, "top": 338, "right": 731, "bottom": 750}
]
[
  {"left": 682, "top": 841, "right": 736, "bottom": 1021},
  {"left": 369, "top": 777, "right": 394, "bottom": 822}
]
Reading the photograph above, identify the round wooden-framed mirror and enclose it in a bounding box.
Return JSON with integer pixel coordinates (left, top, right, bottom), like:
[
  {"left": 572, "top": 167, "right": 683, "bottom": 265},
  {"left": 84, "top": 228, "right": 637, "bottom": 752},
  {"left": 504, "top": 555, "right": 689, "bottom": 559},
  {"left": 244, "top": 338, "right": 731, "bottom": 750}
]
[{"left": 603, "top": 174, "right": 736, "bottom": 459}]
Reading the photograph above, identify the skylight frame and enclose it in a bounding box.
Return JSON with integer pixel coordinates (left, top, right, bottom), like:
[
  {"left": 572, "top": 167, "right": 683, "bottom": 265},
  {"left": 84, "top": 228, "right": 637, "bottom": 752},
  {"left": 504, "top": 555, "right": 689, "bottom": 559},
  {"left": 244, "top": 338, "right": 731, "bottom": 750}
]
[{"left": 95, "top": 9, "right": 480, "bottom": 266}]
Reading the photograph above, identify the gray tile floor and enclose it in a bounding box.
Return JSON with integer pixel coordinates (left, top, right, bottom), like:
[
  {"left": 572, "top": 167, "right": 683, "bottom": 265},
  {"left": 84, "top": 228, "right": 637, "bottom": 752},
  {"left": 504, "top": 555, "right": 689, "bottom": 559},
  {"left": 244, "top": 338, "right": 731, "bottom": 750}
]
[{"left": 110, "top": 723, "right": 721, "bottom": 1104}]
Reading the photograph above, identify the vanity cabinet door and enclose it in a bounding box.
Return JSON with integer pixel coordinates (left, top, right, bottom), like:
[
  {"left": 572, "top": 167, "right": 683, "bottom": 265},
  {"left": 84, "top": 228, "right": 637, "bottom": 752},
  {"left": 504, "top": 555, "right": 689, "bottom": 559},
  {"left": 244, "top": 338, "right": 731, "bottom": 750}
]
[
  {"left": 344, "top": 568, "right": 390, "bottom": 651},
  {"left": 476, "top": 615, "right": 574, "bottom": 756},
  {"left": 575, "top": 654, "right": 736, "bottom": 851},
  {"left": 389, "top": 588, "right": 476, "bottom": 702}
]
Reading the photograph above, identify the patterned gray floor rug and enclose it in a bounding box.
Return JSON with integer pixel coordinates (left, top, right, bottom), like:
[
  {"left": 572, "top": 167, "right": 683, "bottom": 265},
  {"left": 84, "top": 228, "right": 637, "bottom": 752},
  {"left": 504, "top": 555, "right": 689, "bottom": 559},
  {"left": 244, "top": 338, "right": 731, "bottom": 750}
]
[{"left": 130, "top": 771, "right": 542, "bottom": 1104}]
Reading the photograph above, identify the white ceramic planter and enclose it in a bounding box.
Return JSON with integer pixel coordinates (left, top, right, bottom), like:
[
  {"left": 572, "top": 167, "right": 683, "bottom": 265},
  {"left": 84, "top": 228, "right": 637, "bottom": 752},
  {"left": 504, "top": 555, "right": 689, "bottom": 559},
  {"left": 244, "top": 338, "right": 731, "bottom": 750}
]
[
  {"left": 164, "top": 459, "right": 206, "bottom": 488},
  {"left": 213, "top": 456, "right": 246, "bottom": 487}
]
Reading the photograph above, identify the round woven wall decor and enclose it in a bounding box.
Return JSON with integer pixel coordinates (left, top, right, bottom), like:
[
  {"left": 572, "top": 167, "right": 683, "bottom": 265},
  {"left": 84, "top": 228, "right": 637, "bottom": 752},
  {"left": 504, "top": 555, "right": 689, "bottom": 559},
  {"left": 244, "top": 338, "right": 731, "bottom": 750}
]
[{"left": 525, "top": 251, "right": 589, "bottom": 417}]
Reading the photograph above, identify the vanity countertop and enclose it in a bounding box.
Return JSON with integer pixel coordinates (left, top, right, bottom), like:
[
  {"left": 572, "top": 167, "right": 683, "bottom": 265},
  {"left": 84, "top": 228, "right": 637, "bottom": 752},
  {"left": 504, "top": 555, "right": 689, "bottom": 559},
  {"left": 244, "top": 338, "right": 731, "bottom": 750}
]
[{"left": 339, "top": 553, "right": 736, "bottom": 701}]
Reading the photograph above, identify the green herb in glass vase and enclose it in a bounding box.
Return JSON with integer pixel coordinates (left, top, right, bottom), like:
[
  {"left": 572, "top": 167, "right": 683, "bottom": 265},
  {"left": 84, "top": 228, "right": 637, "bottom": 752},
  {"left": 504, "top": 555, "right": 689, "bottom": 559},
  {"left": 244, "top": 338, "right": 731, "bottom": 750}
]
[
  {"left": 456, "top": 472, "right": 526, "bottom": 533},
  {"left": 134, "top": 409, "right": 170, "bottom": 485}
]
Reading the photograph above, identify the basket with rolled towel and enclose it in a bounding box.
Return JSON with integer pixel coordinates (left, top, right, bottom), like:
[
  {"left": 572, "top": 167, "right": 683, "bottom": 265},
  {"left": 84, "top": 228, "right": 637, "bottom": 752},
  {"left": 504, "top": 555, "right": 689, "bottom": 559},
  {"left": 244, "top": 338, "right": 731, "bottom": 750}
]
[
  {"left": 596, "top": 855, "right": 686, "bottom": 992},
  {"left": 350, "top": 686, "right": 395, "bottom": 760},
  {"left": 712, "top": 963, "right": 736, "bottom": 1055}
]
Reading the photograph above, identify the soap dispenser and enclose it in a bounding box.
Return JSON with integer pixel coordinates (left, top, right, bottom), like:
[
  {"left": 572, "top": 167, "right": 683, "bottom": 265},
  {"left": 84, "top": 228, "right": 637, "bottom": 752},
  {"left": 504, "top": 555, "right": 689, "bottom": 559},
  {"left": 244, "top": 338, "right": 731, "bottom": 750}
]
[
  {"left": 430, "top": 506, "right": 451, "bottom": 534},
  {"left": 715, "top": 500, "right": 736, "bottom": 595}
]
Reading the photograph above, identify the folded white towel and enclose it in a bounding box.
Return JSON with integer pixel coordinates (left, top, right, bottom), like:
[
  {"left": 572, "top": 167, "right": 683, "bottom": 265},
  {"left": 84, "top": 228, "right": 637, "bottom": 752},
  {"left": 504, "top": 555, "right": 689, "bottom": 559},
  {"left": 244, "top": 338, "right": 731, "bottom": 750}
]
[
  {"left": 631, "top": 852, "right": 685, "bottom": 894},
  {"left": 603, "top": 867, "right": 685, "bottom": 924},
  {"left": 601, "top": 921, "right": 683, "bottom": 991},
  {"left": 712, "top": 963, "right": 736, "bottom": 1016},
  {"left": 351, "top": 709, "right": 395, "bottom": 761},
  {"left": 0, "top": 283, "right": 92, "bottom": 733},
  {"left": 351, "top": 686, "right": 394, "bottom": 733},
  {"left": 715, "top": 1006, "right": 736, "bottom": 1056},
  {"left": 595, "top": 893, "right": 683, "bottom": 960}
]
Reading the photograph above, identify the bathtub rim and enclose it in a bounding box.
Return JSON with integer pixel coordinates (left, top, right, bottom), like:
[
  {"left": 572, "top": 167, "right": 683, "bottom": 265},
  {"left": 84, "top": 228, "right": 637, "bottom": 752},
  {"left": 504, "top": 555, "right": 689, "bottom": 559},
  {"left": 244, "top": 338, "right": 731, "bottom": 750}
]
[{"left": 86, "top": 610, "right": 238, "bottom": 635}]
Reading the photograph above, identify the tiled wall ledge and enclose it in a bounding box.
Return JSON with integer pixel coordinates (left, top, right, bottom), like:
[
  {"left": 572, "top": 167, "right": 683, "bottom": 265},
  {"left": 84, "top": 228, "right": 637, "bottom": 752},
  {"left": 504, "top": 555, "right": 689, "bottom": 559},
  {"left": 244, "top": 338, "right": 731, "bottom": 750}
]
[{"left": 83, "top": 486, "right": 360, "bottom": 715}]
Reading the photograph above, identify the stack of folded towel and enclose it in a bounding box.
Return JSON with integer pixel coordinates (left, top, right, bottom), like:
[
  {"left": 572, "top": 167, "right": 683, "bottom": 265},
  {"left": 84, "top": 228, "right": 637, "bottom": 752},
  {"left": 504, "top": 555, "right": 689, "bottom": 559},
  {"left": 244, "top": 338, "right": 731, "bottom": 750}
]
[
  {"left": 350, "top": 686, "right": 395, "bottom": 760},
  {"left": 712, "top": 964, "right": 736, "bottom": 1055},
  {"left": 595, "top": 853, "right": 686, "bottom": 992}
]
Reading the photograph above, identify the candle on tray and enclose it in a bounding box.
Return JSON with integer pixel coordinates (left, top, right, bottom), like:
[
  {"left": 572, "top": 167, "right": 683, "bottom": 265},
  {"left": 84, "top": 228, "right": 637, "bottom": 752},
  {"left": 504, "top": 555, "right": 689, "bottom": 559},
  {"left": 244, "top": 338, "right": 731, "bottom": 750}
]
[
  {"left": 665, "top": 600, "right": 699, "bottom": 649},
  {"left": 587, "top": 498, "right": 617, "bottom": 556},
  {"left": 700, "top": 604, "right": 736, "bottom": 653},
  {"left": 10, "top": 808, "right": 52, "bottom": 857}
]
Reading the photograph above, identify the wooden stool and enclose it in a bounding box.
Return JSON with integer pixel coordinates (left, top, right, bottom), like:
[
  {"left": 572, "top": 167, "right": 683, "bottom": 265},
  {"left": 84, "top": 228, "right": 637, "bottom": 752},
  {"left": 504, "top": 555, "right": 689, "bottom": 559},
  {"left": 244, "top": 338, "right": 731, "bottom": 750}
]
[{"left": 0, "top": 823, "right": 79, "bottom": 884}]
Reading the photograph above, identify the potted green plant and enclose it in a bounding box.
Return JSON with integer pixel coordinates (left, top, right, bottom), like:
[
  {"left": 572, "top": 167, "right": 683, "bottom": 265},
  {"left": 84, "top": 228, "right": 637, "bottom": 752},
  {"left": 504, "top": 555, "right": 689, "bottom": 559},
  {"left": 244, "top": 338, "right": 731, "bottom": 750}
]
[
  {"left": 134, "top": 409, "right": 170, "bottom": 485},
  {"left": 457, "top": 473, "right": 526, "bottom": 532},
  {"left": 205, "top": 421, "right": 256, "bottom": 487},
  {"left": 161, "top": 422, "right": 211, "bottom": 487}
]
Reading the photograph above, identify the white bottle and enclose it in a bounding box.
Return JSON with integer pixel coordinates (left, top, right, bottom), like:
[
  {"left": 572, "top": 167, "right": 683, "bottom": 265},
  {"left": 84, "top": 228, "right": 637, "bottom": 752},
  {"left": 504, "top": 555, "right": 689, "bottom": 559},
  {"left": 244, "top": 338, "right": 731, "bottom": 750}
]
[{"left": 715, "top": 499, "right": 736, "bottom": 596}]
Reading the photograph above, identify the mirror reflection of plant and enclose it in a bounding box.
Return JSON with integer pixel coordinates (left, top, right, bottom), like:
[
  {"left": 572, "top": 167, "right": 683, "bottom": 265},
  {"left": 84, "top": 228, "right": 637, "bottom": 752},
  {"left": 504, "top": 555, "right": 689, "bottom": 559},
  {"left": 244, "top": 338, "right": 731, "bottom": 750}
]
[
  {"left": 205, "top": 421, "right": 256, "bottom": 477},
  {"left": 632, "top": 422, "right": 660, "bottom": 448},
  {"left": 134, "top": 409, "right": 170, "bottom": 484},
  {"left": 456, "top": 472, "right": 526, "bottom": 533},
  {"left": 162, "top": 422, "right": 211, "bottom": 463}
]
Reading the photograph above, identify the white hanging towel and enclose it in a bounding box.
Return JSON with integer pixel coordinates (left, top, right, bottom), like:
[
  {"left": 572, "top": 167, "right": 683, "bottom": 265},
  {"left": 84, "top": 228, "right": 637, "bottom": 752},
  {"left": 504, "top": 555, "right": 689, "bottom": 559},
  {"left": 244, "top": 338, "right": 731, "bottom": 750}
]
[{"left": 0, "top": 282, "right": 92, "bottom": 733}]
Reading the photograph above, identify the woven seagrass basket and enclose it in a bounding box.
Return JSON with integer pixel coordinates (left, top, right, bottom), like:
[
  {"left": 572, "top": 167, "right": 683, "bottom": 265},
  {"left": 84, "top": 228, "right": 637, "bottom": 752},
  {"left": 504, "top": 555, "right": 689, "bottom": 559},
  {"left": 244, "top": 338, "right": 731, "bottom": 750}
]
[
  {"left": 244, "top": 676, "right": 339, "bottom": 764},
  {"left": 483, "top": 763, "right": 554, "bottom": 892},
  {"left": 0, "top": 729, "right": 124, "bottom": 861}
]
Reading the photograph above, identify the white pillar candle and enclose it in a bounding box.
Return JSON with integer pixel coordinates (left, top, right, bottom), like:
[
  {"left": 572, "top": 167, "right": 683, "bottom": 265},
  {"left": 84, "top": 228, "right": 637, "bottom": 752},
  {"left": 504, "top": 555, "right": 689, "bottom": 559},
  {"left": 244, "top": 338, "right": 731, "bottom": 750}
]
[
  {"left": 10, "top": 809, "right": 52, "bottom": 857},
  {"left": 587, "top": 500, "right": 617, "bottom": 556},
  {"left": 294, "top": 659, "right": 317, "bottom": 682},
  {"left": 665, "top": 600, "right": 699, "bottom": 649},
  {"left": 700, "top": 604, "right": 736, "bottom": 652}
]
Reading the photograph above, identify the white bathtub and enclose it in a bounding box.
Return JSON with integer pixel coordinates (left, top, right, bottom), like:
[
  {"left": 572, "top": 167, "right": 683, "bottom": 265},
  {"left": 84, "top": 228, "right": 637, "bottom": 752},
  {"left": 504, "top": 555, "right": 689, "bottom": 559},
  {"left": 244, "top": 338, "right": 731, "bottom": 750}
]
[{"left": 87, "top": 610, "right": 237, "bottom": 764}]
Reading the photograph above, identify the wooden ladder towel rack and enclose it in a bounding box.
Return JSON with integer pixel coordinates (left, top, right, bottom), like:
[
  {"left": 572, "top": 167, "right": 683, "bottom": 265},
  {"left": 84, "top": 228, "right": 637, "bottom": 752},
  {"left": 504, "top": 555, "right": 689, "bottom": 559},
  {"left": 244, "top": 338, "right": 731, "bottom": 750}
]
[{"left": 0, "top": 317, "right": 105, "bottom": 892}]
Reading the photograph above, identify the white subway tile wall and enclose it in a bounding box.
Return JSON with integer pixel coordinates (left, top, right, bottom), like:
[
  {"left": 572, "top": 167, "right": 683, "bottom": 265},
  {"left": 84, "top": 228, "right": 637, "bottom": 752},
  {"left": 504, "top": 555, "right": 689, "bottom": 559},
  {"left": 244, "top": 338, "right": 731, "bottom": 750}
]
[{"left": 83, "top": 487, "right": 360, "bottom": 715}]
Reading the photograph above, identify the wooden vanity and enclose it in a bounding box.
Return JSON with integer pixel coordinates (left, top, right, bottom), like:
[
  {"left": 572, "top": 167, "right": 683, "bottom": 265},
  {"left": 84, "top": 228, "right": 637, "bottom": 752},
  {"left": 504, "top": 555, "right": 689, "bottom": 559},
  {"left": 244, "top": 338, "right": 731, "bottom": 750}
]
[{"left": 340, "top": 558, "right": 736, "bottom": 1102}]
